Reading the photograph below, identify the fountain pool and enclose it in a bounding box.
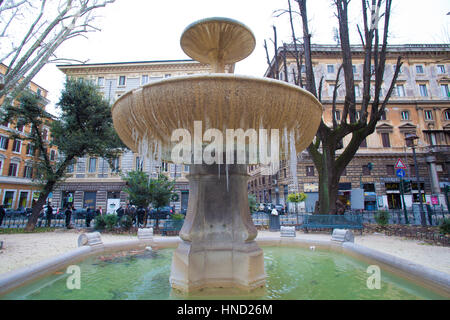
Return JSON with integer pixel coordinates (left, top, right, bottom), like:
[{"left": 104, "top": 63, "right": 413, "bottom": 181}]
[{"left": 1, "top": 246, "right": 446, "bottom": 300}]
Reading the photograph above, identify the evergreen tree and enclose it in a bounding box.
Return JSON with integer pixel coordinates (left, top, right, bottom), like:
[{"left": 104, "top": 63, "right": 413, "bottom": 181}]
[{"left": 3, "top": 78, "right": 124, "bottom": 230}]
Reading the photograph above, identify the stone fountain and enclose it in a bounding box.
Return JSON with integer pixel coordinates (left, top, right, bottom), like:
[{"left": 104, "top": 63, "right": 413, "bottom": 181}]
[{"left": 111, "top": 17, "right": 322, "bottom": 293}]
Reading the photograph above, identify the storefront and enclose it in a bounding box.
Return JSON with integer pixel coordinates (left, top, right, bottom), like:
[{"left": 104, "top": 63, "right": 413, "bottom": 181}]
[{"left": 385, "top": 182, "right": 402, "bottom": 209}]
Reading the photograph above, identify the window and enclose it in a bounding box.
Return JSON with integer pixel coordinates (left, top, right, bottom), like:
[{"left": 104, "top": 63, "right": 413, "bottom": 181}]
[
  {"left": 437, "top": 65, "right": 446, "bottom": 74},
  {"left": 0, "top": 136, "right": 9, "bottom": 150},
  {"left": 401, "top": 111, "right": 409, "bottom": 121},
  {"left": 354, "top": 85, "right": 360, "bottom": 97},
  {"left": 393, "top": 64, "right": 403, "bottom": 73},
  {"left": 440, "top": 84, "right": 449, "bottom": 98},
  {"left": 419, "top": 84, "right": 428, "bottom": 97},
  {"left": 334, "top": 110, "right": 341, "bottom": 121},
  {"left": 16, "top": 123, "right": 24, "bottom": 132},
  {"left": 88, "top": 157, "right": 97, "bottom": 173},
  {"left": 362, "top": 165, "right": 371, "bottom": 176},
  {"left": 141, "top": 75, "right": 149, "bottom": 85},
  {"left": 118, "top": 75, "right": 126, "bottom": 86},
  {"left": 386, "top": 165, "right": 395, "bottom": 176},
  {"left": 395, "top": 84, "right": 406, "bottom": 97},
  {"left": 50, "top": 150, "right": 56, "bottom": 161},
  {"left": 416, "top": 65, "right": 424, "bottom": 74},
  {"left": 12, "top": 139, "right": 21, "bottom": 153},
  {"left": 381, "top": 132, "right": 390, "bottom": 147},
  {"left": 352, "top": 65, "right": 357, "bottom": 74},
  {"left": 135, "top": 157, "right": 142, "bottom": 171},
  {"left": 3, "top": 191, "right": 15, "bottom": 208},
  {"left": 380, "top": 110, "right": 387, "bottom": 120},
  {"left": 42, "top": 128, "right": 48, "bottom": 141},
  {"left": 111, "top": 158, "right": 120, "bottom": 173},
  {"left": 327, "top": 65, "right": 335, "bottom": 73},
  {"left": 97, "top": 77, "right": 104, "bottom": 86},
  {"left": 164, "top": 74, "right": 171, "bottom": 78},
  {"left": 445, "top": 110, "right": 450, "bottom": 121},
  {"left": 360, "top": 138, "right": 367, "bottom": 148},
  {"left": 306, "top": 166, "right": 315, "bottom": 177},
  {"left": 424, "top": 110, "right": 433, "bottom": 120},
  {"left": 67, "top": 161, "right": 74, "bottom": 173},
  {"left": 8, "top": 162, "right": 18, "bottom": 176},
  {"left": 183, "top": 165, "right": 190, "bottom": 172},
  {"left": 26, "top": 144, "right": 34, "bottom": 156},
  {"left": 329, "top": 84, "right": 336, "bottom": 97},
  {"left": 23, "top": 165, "right": 33, "bottom": 178},
  {"left": 370, "top": 65, "right": 375, "bottom": 74}
]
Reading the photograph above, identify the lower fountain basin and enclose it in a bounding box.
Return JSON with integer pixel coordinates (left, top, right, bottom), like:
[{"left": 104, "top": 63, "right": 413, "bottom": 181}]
[{"left": 0, "top": 237, "right": 448, "bottom": 299}]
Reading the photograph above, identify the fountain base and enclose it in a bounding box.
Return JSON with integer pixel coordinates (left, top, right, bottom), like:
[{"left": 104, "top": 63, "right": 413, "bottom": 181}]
[{"left": 169, "top": 163, "right": 266, "bottom": 292}]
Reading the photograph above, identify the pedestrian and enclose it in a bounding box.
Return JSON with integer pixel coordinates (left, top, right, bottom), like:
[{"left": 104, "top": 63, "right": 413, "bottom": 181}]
[
  {"left": 0, "top": 205, "right": 5, "bottom": 226},
  {"left": 46, "top": 203, "right": 53, "bottom": 227},
  {"left": 98, "top": 206, "right": 103, "bottom": 216},
  {"left": 137, "top": 206, "right": 145, "bottom": 227},
  {"left": 65, "top": 205, "right": 73, "bottom": 229},
  {"left": 117, "top": 205, "right": 124, "bottom": 220},
  {"left": 86, "top": 207, "right": 93, "bottom": 227},
  {"left": 143, "top": 207, "right": 149, "bottom": 227},
  {"left": 95, "top": 207, "right": 101, "bottom": 217},
  {"left": 129, "top": 205, "right": 137, "bottom": 226}
]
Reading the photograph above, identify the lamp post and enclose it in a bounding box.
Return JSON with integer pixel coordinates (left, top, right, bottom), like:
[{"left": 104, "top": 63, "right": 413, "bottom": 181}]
[{"left": 405, "top": 133, "right": 427, "bottom": 226}]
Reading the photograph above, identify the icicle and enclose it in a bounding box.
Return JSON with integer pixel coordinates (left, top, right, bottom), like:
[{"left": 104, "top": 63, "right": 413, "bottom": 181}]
[
  {"left": 289, "top": 130, "right": 299, "bottom": 193},
  {"left": 225, "top": 163, "right": 229, "bottom": 192}
]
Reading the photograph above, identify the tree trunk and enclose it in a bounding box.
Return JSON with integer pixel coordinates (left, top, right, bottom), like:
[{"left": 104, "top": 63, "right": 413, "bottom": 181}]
[
  {"left": 25, "top": 181, "right": 55, "bottom": 231},
  {"left": 25, "top": 192, "right": 49, "bottom": 231}
]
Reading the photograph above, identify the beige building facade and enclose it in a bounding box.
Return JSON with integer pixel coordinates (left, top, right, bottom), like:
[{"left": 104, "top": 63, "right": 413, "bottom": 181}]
[
  {"left": 249, "top": 44, "right": 450, "bottom": 212},
  {"left": 56, "top": 59, "right": 211, "bottom": 213}
]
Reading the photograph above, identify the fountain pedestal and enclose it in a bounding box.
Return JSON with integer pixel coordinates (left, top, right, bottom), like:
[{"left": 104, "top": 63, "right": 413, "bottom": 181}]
[{"left": 170, "top": 163, "right": 266, "bottom": 292}]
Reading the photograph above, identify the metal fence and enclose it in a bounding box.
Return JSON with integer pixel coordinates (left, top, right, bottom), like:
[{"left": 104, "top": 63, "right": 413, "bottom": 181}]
[{"left": 1, "top": 209, "right": 448, "bottom": 230}]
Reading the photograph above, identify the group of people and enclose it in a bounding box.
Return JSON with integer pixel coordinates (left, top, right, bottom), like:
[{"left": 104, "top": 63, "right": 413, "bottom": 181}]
[
  {"left": 116, "top": 204, "right": 149, "bottom": 227},
  {"left": 43, "top": 203, "right": 104, "bottom": 228}
]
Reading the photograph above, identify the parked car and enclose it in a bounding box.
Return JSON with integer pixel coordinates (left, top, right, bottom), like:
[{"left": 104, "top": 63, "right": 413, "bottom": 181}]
[{"left": 149, "top": 206, "right": 174, "bottom": 219}]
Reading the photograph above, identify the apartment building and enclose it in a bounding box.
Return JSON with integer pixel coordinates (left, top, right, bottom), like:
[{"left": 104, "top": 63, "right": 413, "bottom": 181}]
[
  {"left": 0, "top": 63, "right": 57, "bottom": 209},
  {"left": 55, "top": 59, "right": 211, "bottom": 213},
  {"left": 249, "top": 44, "right": 450, "bottom": 211}
]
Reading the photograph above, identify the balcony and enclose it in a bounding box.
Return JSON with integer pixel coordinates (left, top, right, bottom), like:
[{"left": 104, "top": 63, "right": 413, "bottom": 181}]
[{"left": 425, "top": 145, "right": 450, "bottom": 154}]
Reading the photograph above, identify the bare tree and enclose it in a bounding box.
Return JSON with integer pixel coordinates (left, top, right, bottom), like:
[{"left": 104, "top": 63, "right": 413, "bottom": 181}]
[
  {"left": 268, "top": 0, "right": 402, "bottom": 214},
  {"left": 0, "top": 0, "right": 115, "bottom": 105}
]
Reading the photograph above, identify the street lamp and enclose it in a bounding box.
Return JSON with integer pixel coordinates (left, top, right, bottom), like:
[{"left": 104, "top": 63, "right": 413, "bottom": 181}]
[{"left": 404, "top": 133, "right": 427, "bottom": 226}]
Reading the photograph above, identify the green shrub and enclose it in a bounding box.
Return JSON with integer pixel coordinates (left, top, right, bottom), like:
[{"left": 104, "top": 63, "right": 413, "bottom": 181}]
[
  {"left": 438, "top": 218, "right": 450, "bottom": 235},
  {"left": 171, "top": 213, "right": 185, "bottom": 221},
  {"left": 120, "top": 215, "right": 133, "bottom": 230},
  {"left": 94, "top": 215, "right": 106, "bottom": 230},
  {"left": 104, "top": 214, "right": 118, "bottom": 231},
  {"left": 375, "top": 210, "right": 390, "bottom": 226}
]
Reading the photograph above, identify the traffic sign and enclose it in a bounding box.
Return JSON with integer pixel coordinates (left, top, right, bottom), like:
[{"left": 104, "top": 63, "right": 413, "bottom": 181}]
[
  {"left": 395, "top": 158, "right": 407, "bottom": 169},
  {"left": 396, "top": 168, "right": 405, "bottom": 178}
]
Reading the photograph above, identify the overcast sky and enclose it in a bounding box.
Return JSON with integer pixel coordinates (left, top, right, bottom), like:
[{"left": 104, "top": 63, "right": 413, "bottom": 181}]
[{"left": 32, "top": 0, "right": 449, "bottom": 115}]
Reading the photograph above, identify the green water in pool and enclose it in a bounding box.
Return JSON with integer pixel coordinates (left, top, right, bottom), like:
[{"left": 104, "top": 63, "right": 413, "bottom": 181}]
[{"left": 2, "top": 246, "right": 446, "bottom": 300}]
